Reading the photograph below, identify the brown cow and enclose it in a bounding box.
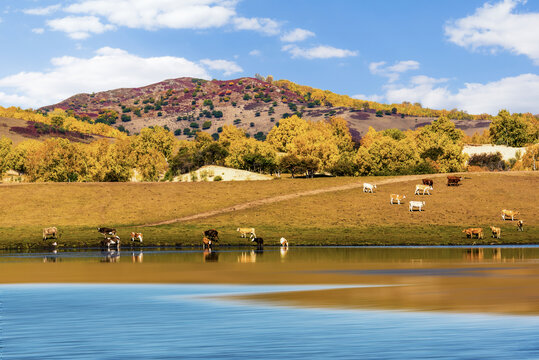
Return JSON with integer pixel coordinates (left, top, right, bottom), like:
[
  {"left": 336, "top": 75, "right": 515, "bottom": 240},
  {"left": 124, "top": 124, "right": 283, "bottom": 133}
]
[
  {"left": 490, "top": 226, "right": 501, "bottom": 239},
  {"left": 447, "top": 176, "right": 462, "bottom": 186},
  {"left": 390, "top": 194, "right": 406, "bottom": 205},
  {"left": 517, "top": 220, "right": 524, "bottom": 231},
  {"left": 462, "top": 228, "right": 483, "bottom": 239},
  {"left": 203, "top": 229, "right": 219, "bottom": 242},
  {"left": 422, "top": 179, "right": 434, "bottom": 187},
  {"left": 42, "top": 227, "right": 58, "bottom": 241},
  {"left": 501, "top": 209, "right": 519, "bottom": 221}
]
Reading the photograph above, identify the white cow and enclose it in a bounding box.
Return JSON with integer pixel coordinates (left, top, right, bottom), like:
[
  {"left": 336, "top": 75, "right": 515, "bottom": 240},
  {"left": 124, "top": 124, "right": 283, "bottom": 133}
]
[
  {"left": 363, "top": 183, "right": 377, "bottom": 193},
  {"left": 415, "top": 184, "right": 433, "bottom": 195},
  {"left": 280, "top": 237, "right": 289, "bottom": 247},
  {"left": 409, "top": 201, "right": 426, "bottom": 212}
]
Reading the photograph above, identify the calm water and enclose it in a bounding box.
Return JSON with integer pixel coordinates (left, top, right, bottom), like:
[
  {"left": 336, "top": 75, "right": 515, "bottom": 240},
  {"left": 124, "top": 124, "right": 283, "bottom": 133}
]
[{"left": 1, "top": 247, "right": 539, "bottom": 359}]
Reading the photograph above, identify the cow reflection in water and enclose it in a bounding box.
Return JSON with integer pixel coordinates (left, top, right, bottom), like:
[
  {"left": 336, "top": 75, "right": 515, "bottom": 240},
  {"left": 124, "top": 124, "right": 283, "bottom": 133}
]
[
  {"left": 280, "top": 246, "right": 288, "bottom": 259},
  {"left": 101, "top": 250, "right": 120, "bottom": 263},
  {"left": 237, "top": 250, "right": 263, "bottom": 263},
  {"left": 43, "top": 250, "right": 60, "bottom": 263},
  {"left": 203, "top": 249, "right": 219, "bottom": 263},
  {"left": 464, "top": 248, "right": 504, "bottom": 262},
  {"left": 132, "top": 251, "right": 143, "bottom": 263}
]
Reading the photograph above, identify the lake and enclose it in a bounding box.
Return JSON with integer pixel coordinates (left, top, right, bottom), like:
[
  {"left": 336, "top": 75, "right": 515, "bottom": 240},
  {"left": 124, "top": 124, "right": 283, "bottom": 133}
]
[{"left": 1, "top": 246, "right": 539, "bottom": 359}]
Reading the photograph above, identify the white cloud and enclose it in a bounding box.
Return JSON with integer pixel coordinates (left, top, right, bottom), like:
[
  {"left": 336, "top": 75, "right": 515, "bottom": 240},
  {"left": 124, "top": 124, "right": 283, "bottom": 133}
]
[
  {"left": 280, "top": 28, "right": 315, "bottom": 42},
  {"left": 65, "top": 0, "right": 236, "bottom": 30},
  {"left": 0, "top": 47, "right": 212, "bottom": 108},
  {"left": 369, "top": 60, "right": 419, "bottom": 82},
  {"left": 351, "top": 93, "right": 385, "bottom": 102},
  {"left": 47, "top": 16, "right": 115, "bottom": 39},
  {"left": 23, "top": 4, "right": 61, "bottom": 16},
  {"left": 31, "top": 28, "right": 45, "bottom": 34},
  {"left": 233, "top": 16, "right": 280, "bottom": 35},
  {"left": 445, "top": 0, "right": 539, "bottom": 64},
  {"left": 382, "top": 73, "right": 539, "bottom": 114},
  {"left": 282, "top": 44, "right": 358, "bottom": 59},
  {"left": 200, "top": 59, "right": 243, "bottom": 76},
  {"left": 249, "top": 49, "right": 261, "bottom": 56}
]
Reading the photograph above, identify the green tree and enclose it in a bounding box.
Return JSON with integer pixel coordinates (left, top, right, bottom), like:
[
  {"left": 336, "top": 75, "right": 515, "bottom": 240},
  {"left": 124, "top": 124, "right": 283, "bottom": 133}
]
[{"left": 489, "top": 110, "right": 532, "bottom": 147}]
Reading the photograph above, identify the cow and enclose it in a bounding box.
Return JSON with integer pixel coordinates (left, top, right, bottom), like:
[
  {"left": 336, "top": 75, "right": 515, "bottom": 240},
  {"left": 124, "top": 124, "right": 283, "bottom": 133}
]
[
  {"left": 447, "top": 176, "right": 462, "bottom": 186},
  {"left": 280, "top": 237, "right": 289, "bottom": 247},
  {"left": 517, "top": 220, "right": 524, "bottom": 231},
  {"left": 422, "top": 178, "right": 434, "bottom": 187},
  {"left": 501, "top": 209, "right": 519, "bottom": 221},
  {"left": 363, "top": 183, "right": 376, "bottom": 193},
  {"left": 130, "top": 232, "right": 143, "bottom": 243},
  {"left": 203, "top": 229, "right": 219, "bottom": 242},
  {"left": 415, "top": 184, "right": 433, "bottom": 195},
  {"left": 98, "top": 227, "right": 117, "bottom": 237},
  {"left": 202, "top": 236, "right": 213, "bottom": 250},
  {"left": 237, "top": 227, "right": 256, "bottom": 238},
  {"left": 42, "top": 227, "right": 58, "bottom": 241},
  {"left": 250, "top": 233, "right": 264, "bottom": 248},
  {"left": 390, "top": 194, "right": 406, "bottom": 205},
  {"left": 101, "top": 235, "right": 120, "bottom": 250},
  {"left": 490, "top": 226, "right": 501, "bottom": 239},
  {"left": 462, "top": 228, "right": 483, "bottom": 239},
  {"left": 409, "top": 201, "right": 425, "bottom": 212}
]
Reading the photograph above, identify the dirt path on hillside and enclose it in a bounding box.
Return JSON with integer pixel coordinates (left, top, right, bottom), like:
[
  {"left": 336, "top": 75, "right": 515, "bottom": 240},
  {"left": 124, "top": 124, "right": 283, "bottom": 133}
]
[{"left": 139, "top": 173, "right": 467, "bottom": 227}]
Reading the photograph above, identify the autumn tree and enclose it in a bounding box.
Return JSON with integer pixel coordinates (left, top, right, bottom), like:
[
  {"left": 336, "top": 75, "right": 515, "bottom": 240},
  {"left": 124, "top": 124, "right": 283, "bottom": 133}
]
[
  {"left": 0, "top": 137, "right": 12, "bottom": 176},
  {"left": 489, "top": 110, "right": 535, "bottom": 147},
  {"left": 266, "top": 115, "right": 309, "bottom": 152}
]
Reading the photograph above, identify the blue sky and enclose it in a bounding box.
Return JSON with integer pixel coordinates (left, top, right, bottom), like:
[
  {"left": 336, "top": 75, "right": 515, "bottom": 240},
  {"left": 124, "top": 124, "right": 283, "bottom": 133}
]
[{"left": 1, "top": 0, "right": 539, "bottom": 115}]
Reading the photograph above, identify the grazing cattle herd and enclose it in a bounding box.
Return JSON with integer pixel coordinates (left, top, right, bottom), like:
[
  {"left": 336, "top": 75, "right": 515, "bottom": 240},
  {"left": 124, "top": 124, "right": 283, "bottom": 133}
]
[{"left": 39, "top": 174, "right": 528, "bottom": 251}]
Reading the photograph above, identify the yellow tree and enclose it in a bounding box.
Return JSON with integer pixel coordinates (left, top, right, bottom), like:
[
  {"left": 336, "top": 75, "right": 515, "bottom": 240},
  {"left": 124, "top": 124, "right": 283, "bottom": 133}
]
[
  {"left": 266, "top": 115, "right": 309, "bottom": 152},
  {"left": 0, "top": 137, "right": 12, "bottom": 176}
]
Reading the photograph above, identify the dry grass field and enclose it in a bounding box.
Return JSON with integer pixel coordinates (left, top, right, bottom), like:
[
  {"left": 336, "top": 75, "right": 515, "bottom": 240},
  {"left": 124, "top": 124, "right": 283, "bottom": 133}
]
[{"left": 0, "top": 172, "right": 536, "bottom": 248}]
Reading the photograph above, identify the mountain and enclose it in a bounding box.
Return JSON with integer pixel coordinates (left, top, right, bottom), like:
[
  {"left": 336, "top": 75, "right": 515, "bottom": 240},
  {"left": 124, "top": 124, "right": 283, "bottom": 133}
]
[{"left": 40, "top": 77, "right": 491, "bottom": 141}]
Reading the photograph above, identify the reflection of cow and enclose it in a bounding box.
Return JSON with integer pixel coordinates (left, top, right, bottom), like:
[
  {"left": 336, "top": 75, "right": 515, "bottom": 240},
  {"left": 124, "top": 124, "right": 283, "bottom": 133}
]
[
  {"left": 101, "top": 250, "right": 120, "bottom": 263},
  {"left": 43, "top": 227, "right": 58, "bottom": 241},
  {"left": 203, "top": 229, "right": 219, "bottom": 242},
  {"left": 238, "top": 250, "right": 257, "bottom": 263},
  {"left": 98, "top": 227, "right": 117, "bottom": 237},
  {"left": 132, "top": 251, "right": 143, "bottom": 263},
  {"left": 203, "top": 249, "right": 219, "bottom": 262}
]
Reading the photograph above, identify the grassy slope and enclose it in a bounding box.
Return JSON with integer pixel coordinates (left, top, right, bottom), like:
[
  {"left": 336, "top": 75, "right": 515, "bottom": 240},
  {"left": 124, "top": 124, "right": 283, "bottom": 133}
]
[{"left": 0, "top": 173, "right": 537, "bottom": 248}]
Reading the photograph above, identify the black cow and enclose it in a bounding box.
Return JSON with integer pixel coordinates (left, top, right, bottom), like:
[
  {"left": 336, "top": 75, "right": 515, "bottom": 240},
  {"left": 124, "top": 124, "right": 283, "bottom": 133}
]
[
  {"left": 250, "top": 236, "right": 263, "bottom": 249},
  {"left": 203, "top": 229, "right": 219, "bottom": 242},
  {"left": 98, "top": 227, "right": 117, "bottom": 237}
]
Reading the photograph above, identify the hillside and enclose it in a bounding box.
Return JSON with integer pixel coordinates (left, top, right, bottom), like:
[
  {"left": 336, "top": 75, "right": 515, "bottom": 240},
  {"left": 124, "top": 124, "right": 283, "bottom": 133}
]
[
  {"left": 0, "top": 116, "right": 111, "bottom": 145},
  {"left": 40, "top": 77, "right": 491, "bottom": 142}
]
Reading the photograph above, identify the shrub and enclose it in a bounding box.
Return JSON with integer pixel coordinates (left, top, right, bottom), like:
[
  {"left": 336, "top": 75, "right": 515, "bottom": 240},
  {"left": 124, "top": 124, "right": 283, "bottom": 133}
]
[
  {"left": 121, "top": 114, "right": 132, "bottom": 122},
  {"left": 233, "top": 119, "right": 241, "bottom": 125},
  {"left": 174, "top": 129, "right": 182, "bottom": 136},
  {"left": 190, "top": 122, "right": 199, "bottom": 129},
  {"left": 250, "top": 122, "right": 255, "bottom": 127},
  {"left": 211, "top": 133, "right": 219, "bottom": 141},
  {"left": 376, "top": 110, "right": 383, "bottom": 117},
  {"left": 217, "top": 127, "right": 223, "bottom": 133},
  {"left": 468, "top": 152, "right": 507, "bottom": 171},
  {"left": 212, "top": 110, "right": 223, "bottom": 118},
  {"left": 232, "top": 102, "right": 237, "bottom": 107},
  {"left": 183, "top": 128, "right": 191, "bottom": 135},
  {"left": 255, "top": 112, "right": 260, "bottom": 117},
  {"left": 157, "top": 112, "right": 162, "bottom": 117},
  {"left": 213, "top": 175, "right": 223, "bottom": 181},
  {"left": 243, "top": 94, "right": 251, "bottom": 100},
  {"left": 202, "top": 121, "right": 211, "bottom": 130}
]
